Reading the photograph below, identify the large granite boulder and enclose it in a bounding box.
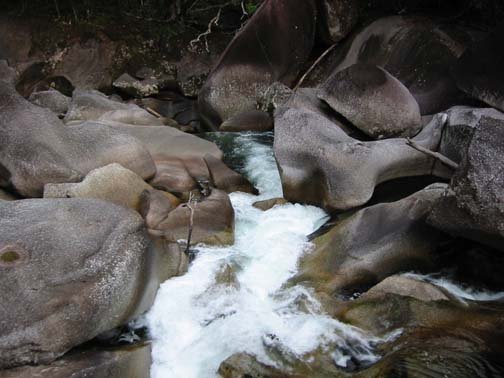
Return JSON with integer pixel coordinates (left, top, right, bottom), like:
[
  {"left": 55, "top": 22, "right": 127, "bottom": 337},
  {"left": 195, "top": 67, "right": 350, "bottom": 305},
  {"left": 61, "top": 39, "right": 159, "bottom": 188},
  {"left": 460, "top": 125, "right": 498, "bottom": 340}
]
[
  {"left": 452, "top": 22, "right": 504, "bottom": 112},
  {"left": 0, "top": 199, "right": 164, "bottom": 368},
  {"left": 306, "top": 16, "right": 475, "bottom": 115},
  {"left": 428, "top": 108, "right": 504, "bottom": 252},
  {"left": 43, "top": 163, "right": 176, "bottom": 212},
  {"left": 0, "top": 61, "right": 155, "bottom": 198},
  {"left": 318, "top": 64, "right": 422, "bottom": 138},
  {"left": 28, "top": 89, "right": 71, "bottom": 115},
  {"left": 198, "top": 0, "right": 317, "bottom": 129},
  {"left": 0, "top": 343, "right": 152, "bottom": 378},
  {"left": 274, "top": 105, "right": 448, "bottom": 212},
  {"left": 291, "top": 184, "right": 447, "bottom": 297}
]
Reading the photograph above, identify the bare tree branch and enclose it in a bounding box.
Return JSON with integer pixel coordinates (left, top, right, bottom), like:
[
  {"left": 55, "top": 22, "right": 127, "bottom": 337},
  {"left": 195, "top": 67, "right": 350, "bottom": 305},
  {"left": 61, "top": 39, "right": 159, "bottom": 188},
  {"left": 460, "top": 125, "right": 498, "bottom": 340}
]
[
  {"left": 189, "top": 8, "right": 221, "bottom": 53},
  {"left": 406, "top": 138, "right": 459, "bottom": 170}
]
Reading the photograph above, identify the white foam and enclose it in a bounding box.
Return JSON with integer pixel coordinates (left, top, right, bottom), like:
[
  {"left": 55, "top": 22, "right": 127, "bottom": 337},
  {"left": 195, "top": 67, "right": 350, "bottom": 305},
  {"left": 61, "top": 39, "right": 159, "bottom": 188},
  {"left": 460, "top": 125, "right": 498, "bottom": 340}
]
[
  {"left": 402, "top": 272, "right": 504, "bottom": 303},
  {"left": 146, "top": 133, "right": 380, "bottom": 378}
]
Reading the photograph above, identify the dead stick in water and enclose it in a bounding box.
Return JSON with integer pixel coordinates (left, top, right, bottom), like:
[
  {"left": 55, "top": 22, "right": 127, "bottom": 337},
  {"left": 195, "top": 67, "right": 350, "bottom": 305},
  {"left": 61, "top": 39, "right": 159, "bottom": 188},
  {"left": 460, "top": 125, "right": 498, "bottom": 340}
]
[
  {"left": 146, "top": 107, "right": 162, "bottom": 118},
  {"left": 406, "top": 138, "right": 459, "bottom": 170},
  {"left": 185, "top": 192, "right": 196, "bottom": 255},
  {"left": 294, "top": 43, "right": 338, "bottom": 91}
]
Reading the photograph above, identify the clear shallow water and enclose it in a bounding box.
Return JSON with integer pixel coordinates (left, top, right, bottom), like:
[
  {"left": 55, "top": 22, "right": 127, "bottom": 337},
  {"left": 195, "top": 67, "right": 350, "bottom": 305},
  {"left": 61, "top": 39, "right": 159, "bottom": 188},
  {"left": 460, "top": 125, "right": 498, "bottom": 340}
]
[{"left": 146, "top": 133, "right": 382, "bottom": 378}]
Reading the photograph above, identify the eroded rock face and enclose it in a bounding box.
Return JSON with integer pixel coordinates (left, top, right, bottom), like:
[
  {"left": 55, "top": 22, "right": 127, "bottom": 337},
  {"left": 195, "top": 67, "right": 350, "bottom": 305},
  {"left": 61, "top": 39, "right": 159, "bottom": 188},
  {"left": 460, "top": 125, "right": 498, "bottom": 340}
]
[
  {"left": 318, "top": 64, "right": 422, "bottom": 138},
  {"left": 274, "top": 105, "right": 448, "bottom": 212},
  {"left": 113, "top": 73, "right": 159, "bottom": 98},
  {"left": 306, "top": 16, "right": 474, "bottom": 114},
  {"left": 0, "top": 61, "right": 155, "bottom": 197},
  {"left": 0, "top": 199, "right": 155, "bottom": 368},
  {"left": 452, "top": 22, "right": 504, "bottom": 112},
  {"left": 429, "top": 109, "right": 504, "bottom": 252},
  {"left": 291, "top": 184, "right": 447, "bottom": 296},
  {"left": 0, "top": 343, "right": 152, "bottom": 378},
  {"left": 198, "top": 0, "right": 317, "bottom": 129}
]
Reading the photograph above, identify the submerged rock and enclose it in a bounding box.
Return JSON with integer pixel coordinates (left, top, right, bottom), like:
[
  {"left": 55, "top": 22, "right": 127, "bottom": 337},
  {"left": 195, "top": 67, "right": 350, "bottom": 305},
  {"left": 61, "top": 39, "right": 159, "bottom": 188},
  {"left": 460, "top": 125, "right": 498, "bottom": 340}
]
[
  {"left": 0, "top": 199, "right": 160, "bottom": 368},
  {"left": 0, "top": 61, "right": 155, "bottom": 197},
  {"left": 198, "top": 0, "right": 317, "bottom": 129},
  {"left": 318, "top": 64, "right": 422, "bottom": 139},
  {"left": 274, "top": 105, "right": 448, "bottom": 212},
  {"left": 292, "top": 184, "right": 447, "bottom": 297},
  {"left": 253, "top": 198, "right": 288, "bottom": 211}
]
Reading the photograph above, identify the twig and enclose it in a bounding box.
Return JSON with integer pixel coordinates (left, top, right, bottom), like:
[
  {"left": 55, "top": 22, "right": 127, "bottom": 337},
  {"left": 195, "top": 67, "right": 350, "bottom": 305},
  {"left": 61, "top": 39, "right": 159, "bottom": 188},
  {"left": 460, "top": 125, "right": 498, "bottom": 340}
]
[
  {"left": 146, "top": 107, "right": 162, "bottom": 118},
  {"left": 294, "top": 43, "right": 338, "bottom": 91},
  {"left": 189, "top": 8, "right": 221, "bottom": 53},
  {"left": 406, "top": 138, "right": 459, "bottom": 170},
  {"left": 185, "top": 192, "right": 196, "bottom": 255}
]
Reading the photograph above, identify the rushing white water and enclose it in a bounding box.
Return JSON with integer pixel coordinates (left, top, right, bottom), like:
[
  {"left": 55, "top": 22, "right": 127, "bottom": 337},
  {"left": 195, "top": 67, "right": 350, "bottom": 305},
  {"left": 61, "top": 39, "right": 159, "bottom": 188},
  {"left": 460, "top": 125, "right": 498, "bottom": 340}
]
[
  {"left": 403, "top": 273, "right": 504, "bottom": 303},
  {"left": 146, "top": 133, "right": 381, "bottom": 378}
]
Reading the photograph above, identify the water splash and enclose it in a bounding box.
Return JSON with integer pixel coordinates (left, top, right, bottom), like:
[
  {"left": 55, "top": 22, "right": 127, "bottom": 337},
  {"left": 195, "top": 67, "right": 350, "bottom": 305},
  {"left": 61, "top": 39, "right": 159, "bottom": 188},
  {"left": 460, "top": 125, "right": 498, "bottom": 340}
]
[{"left": 146, "top": 132, "right": 381, "bottom": 378}]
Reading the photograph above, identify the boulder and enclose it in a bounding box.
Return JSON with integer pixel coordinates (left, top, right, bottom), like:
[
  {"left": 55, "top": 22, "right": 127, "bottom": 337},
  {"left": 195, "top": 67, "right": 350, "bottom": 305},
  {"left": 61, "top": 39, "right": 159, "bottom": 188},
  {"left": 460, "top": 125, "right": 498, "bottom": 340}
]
[
  {"left": 0, "top": 198, "right": 164, "bottom": 368},
  {"left": 198, "top": 0, "right": 317, "bottom": 129},
  {"left": 219, "top": 110, "right": 273, "bottom": 132},
  {"left": 257, "top": 82, "right": 293, "bottom": 113},
  {"left": 452, "top": 22, "right": 504, "bottom": 112},
  {"left": 253, "top": 197, "right": 288, "bottom": 211},
  {"left": 64, "top": 89, "right": 163, "bottom": 125},
  {"left": 317, "top": 64, "right": 422, "bottom": 138},
  {"left": 43, "top": 163, "right": 162, "bottom": 212},
  {"left": 428, "top": 109, "right": 504, "bottom": 252},
  {"left": 0, "top": 61, "right": 155, "bottom": 197},
  {"left": 51, "top": 37, "right": 117, "bottom": 90},
  {"left": 0, "top": 343, "right": 151, "bottom": 378},
  {"left": 291, "top": 184, "right": 447, "bottom": 297},
  {"left": 305, "top": 16, "right": 475, "bottom": 115},
  {"left": 144, "top": 188, "right": 235, "bottom": 246},
  {"left": 274, "top": 106, "right": 448, "bottom": 212},
  {"left": 204, "top": 154, "right": 258, "bottom": 194},
  {"left": 28, "top": 89, "right": 71, "bottom": 115},
  {"left": 218, "top": 353, "right": 302, "bottom": 378},
  {"left": 113, "top": 73, "right": 159, "bottom": 98},
  {"left": 361, "top": 275, "right": 451, "bottom": 302},
  {"left": 316, "top": 0, "right": 359, "bottom": 44},
  {"left": 149, "top": 159, "right": 199, "bottom": 194}
]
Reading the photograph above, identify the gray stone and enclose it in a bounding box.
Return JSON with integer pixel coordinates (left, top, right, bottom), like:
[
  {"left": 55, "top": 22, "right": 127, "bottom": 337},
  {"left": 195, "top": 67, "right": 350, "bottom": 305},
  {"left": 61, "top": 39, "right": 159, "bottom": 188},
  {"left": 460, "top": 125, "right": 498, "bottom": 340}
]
[
  {"left": 274, "top": 105, "right": 448, "bottom": 212},
  {"left": 28, "top": 89, "right": 71, "bottom": 115},
  {"left": 113, "top": 73, "right": 159, "bottom": 98},
  {"left": 0, "top": 198, "right": 160, "bottom": 368},
  {"left": 318, "top": 64, "right": 422, "bottom": 139},
  {"left": 0, "top": 61, "right": 155, "bottom": 198}
]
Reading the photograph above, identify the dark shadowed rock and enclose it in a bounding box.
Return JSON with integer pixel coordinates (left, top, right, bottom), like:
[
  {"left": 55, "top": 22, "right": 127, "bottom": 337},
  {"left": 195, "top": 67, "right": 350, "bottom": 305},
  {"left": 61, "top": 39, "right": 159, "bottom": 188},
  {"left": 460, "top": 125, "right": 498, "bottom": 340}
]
[
  {"left": 219, "top": 110, "right": 273, "bottom": 132},
  {"left": 318, "top": 64, "right": 422, "bottom": 138},
  {"left": 317, "top": 0, "right": 359, "bottom": 44},
  {"left": 0, "top": 189, "right": 16, "bottom": 201},
  {"left": 428, "top": 109, "right": 504, "bottom": 252},
  {"left": 0, "top": 343, "right": 151, "bottom": 378},
  {"left": 306, "top": 16, "right": 475, "bottom": 115},
  {"left": 0, "top": 199, "right": 160, "bottom": 368},
  {"left": 198, "top": 0, "right": 317, "bottom": 129},
  {"left": 28, "top": 89, "right": 71, "bottom": 115},
  {"left": 274, "top": 105, "right": 448, "bottom": 212},
  {"left": 291, "top": 184, "right": 447, "bottom": 296},
  {"left": 0, "top": 61, "right": 155, "bottom": 197},
  {"left": 452, "top": 23, "right": 504, "bottom": 112}
]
